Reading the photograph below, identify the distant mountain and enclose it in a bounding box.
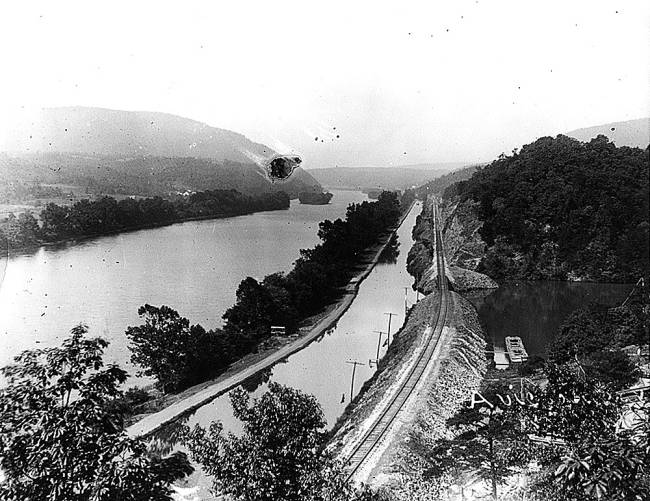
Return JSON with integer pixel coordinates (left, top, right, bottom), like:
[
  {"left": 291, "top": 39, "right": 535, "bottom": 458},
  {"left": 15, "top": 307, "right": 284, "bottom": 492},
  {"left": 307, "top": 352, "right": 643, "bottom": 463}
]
[
  {"left": 565, "top": 118, "right": 649, "bottom": 148},
  {"left": 0, "top": 107, "right": 322, "bottom": 199},
  {"left": 2, "top": 107, "right": 278, "bottom": 163},
  {"left": 392, "top": 162, "right": 468, "bottom": 171},
  {"left": 307, "top": 166, "right": 458, "bottom": 191},
  {"left": 415, "top": 164, "right": 482, "bottom": 197}
]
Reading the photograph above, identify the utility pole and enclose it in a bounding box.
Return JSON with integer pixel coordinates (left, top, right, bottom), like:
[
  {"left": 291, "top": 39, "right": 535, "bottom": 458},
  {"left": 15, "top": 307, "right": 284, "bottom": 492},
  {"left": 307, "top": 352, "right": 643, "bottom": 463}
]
[
  {"left": 384, "top": 312, "right": 398, "bottom": 346},
  {"left": 403, "top": 287, "right": 409, "bottom": 316},
  {"left": 372, "top": 330, "right": 386, "bottom": 362},
  {"left": 346, "top": 360, "right": 365, "bottom": 402}
]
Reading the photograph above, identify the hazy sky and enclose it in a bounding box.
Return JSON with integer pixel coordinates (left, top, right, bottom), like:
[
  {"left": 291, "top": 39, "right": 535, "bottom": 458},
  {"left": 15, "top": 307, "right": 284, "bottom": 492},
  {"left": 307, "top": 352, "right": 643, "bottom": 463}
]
[{"left": 1, "top": 0, "right": 648, "bottom": 168}]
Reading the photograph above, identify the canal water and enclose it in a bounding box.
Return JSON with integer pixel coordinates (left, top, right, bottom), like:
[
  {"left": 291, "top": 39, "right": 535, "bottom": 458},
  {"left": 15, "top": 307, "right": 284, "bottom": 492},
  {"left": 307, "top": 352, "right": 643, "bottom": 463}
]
[
  {"left": 0, "top": 190, "right": 368, "bottom": 382},
  {"left": 466, "top": 281, "right": 634, "bottom": 365}
]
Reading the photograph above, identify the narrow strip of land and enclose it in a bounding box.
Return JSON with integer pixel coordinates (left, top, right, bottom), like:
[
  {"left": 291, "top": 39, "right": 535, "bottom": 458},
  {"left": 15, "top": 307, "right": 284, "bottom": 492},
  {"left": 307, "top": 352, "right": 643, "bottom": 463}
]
[
  {"left": 126, "top": 202, "right": 416, "bottom": 438},
  {"left": 342, "top": 198, "right": 449, "bottom": 481}
]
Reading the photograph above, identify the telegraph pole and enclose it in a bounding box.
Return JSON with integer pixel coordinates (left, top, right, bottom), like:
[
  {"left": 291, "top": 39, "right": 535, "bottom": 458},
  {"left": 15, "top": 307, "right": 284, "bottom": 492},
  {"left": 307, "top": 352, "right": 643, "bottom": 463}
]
[
  {"left": 372, "top": 330, "right": 386, "bottom": 362},
  {"left": 346, "top": 360, "right": 365, "bottom": 402},
  {"left": 384, "top": 312, "right": 398, "bottom": 346},
  {"left": 403, "top": 287, "right": 409, "bottom": 316}
]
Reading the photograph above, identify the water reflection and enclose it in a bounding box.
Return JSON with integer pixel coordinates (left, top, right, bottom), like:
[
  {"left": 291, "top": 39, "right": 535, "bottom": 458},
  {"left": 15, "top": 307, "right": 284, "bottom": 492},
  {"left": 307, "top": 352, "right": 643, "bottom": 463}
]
[
  {"left": 467, "top": 281, "right": 633, "bottom": 357},
  {"left": 240, "top": 367, "right": 273, "bottom": 393},
  {"left": 378, "top": 234, "right": 400, "bottom": 264},
  {"left": 148, "top": 412, "right": 192, "bottom": 457}
]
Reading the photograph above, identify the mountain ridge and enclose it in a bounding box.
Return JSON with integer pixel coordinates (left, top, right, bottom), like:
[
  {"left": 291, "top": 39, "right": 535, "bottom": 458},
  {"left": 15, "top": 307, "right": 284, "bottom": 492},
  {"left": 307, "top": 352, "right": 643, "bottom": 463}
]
[
  {"left": 564, "top": 117, "right": 649, "bottom": 148},
  {"left": 1, "top": 106, "right": 277, "bottom": 164},
  {"left": 0, "top": 107, "right": 322, "bottom": 200}
]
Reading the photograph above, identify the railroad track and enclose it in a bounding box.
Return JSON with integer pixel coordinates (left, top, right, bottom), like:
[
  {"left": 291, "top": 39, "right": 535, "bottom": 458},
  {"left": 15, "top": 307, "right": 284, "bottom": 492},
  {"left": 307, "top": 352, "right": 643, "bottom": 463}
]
[{"left": 344, "top": 197, "right": 450, "bottom": 481}]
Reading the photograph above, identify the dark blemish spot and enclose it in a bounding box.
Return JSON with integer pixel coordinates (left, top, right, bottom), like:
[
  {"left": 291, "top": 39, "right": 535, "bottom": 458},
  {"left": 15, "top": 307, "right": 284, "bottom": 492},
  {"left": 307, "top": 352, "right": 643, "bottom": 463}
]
[
  {"left": 321, "top": 139, "right": 324, "bottom": 143},
  {"left": 315, "top": 137, "right": 318, "bottom": 141},
  {"left": 265, "top": 154, "right": 302, "bottom": 182},
  {"left": 336, "top": 135, "right": 340, "bottom": 138},
  {"left": 64, "top": 128, "right": 67, "bottom": 132},
  {"left": 610, "top": 127, "right": 616, "bottom": 131},
  {"left": 403, "top": 152, "right": 407, "bottom": 155},
  {"left": 333, "top": 127, "right": 336, "bottom": 130},
  {"left": 446, "top": 28, "right": 449, "bottom": 32}
]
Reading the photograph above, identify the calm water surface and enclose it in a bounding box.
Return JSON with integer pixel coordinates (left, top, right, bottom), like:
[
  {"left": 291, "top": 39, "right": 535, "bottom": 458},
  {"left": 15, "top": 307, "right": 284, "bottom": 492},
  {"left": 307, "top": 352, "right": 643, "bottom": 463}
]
[
  {"left": 466, "top": 281, "right": 633, "bottom": 365},
  {"left": 0, "top": 190, "right": 367, "bottom": 382}
]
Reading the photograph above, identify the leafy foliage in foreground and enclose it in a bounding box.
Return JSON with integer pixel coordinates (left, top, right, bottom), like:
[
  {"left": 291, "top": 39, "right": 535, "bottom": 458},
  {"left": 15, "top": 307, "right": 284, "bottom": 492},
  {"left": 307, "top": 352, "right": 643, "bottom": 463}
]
[
  {"left": 184, "top": 382, "right": 380, "bottom": 501},
  {"left": 420, "top": 383, "right": 532, "bottom": 500},
  {"left": 0, "top": 326, "right": 192, "bottom": 501},
  {"left": 447, "top": 135, "right": 649, "bottom": 282},
  {"left": 523, "top": 364, "right": 649, "bottom": 501}
]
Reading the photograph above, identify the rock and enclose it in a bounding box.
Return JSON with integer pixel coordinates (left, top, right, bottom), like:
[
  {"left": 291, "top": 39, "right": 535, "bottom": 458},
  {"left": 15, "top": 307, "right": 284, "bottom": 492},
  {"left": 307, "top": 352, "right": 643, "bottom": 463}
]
[{"left": 447, "top": 266, "right": 498, "bottom": 292}]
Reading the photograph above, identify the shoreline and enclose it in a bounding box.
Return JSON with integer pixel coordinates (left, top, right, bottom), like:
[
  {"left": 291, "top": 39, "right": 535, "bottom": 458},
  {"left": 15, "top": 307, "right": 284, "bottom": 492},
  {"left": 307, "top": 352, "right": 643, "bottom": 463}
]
[
  {"left": 125, "top": 200, "right": 417, "bottom": 438},
  {"left": 3, "top": 205, "right": 290, "bottom": 257}
]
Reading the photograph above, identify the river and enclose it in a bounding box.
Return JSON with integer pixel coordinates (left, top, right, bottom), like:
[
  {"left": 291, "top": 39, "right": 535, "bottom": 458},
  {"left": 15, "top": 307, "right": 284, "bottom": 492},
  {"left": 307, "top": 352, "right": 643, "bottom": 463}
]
[{"left": 0, "top": 190, "right": 368, "bottom": 381}]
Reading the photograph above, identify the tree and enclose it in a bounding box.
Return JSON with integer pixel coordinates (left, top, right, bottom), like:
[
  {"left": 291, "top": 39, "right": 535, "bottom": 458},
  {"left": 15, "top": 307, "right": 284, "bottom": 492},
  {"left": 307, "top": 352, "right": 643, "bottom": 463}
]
[
  {"left": 453, "top": 135, "right": 649, "bottom": 282},
  {"left": 222, "top": 277, "right": 277, "bottom": 341},
  {"left": 184, "top": 382, "right": 374, "bottom": 501},
  {"left": 423, "top": 384, "right": 530, "bottom": 500},
  {"left": 550, "top": 305, "right": 643, "bottom": 390},
  {"left": 0, "top": 325, "right": 192, "bottom": 500},
  {"left": 126, "top": 304, "right": 227, "bottom": 393},
  {"left": 524, "top": 364, "right": 649, "bottom": 500}
]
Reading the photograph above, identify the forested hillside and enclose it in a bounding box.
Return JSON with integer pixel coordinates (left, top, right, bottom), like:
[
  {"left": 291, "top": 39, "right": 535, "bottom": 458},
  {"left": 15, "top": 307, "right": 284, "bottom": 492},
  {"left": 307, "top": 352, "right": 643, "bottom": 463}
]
[
  {"left": 416, "top": 164, "right": 480, "bottom": 199},
  {"left": 0, "top": 107, "right": 323, "bottom": 203},
  {"left": 0, "top": 153, "right": 321, "bottom": 202},
  {"left": 445, "top": 135, "right": 649, "bottom": 282}
]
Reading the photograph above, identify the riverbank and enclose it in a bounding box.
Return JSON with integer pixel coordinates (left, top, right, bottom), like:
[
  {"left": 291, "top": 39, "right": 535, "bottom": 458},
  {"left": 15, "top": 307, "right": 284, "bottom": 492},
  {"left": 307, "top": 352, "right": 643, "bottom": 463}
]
[
  {"left": 3, "top": 203, "right": 289, "bottom": 257},
  {"left": 125, "top": 201, "right": 417, "bottom": 438}
]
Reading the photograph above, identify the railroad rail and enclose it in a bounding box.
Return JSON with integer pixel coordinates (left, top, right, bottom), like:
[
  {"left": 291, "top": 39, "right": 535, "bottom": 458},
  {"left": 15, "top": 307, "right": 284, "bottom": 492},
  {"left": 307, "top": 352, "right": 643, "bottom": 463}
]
[{"left": 344, "top": 197, "right": 450, "bottom": 481}]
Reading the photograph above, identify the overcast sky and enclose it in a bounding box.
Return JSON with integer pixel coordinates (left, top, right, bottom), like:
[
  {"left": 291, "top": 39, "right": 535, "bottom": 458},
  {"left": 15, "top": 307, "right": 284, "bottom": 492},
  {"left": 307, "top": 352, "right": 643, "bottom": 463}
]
[{"left": 0, "top": 0, "right": 648, "bottom": 168}]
